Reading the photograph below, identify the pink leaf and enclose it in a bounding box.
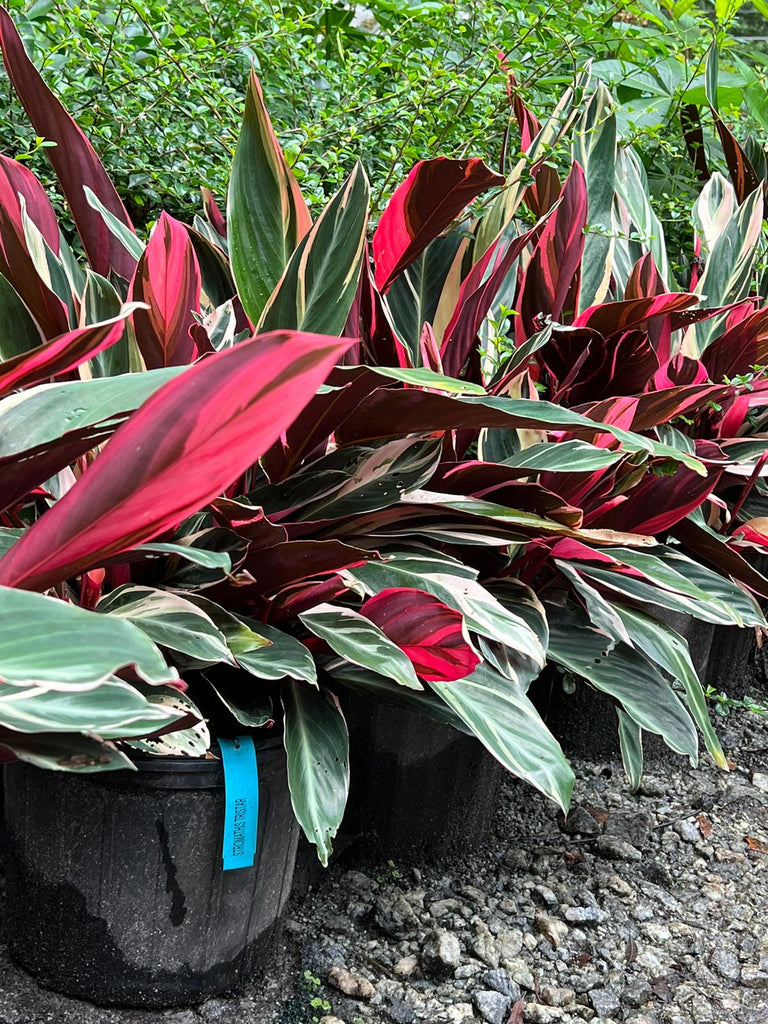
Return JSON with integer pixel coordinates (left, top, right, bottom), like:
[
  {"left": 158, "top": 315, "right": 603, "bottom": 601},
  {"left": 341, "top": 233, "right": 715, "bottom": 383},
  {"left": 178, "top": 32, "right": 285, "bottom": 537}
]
[
  {"left": 129, "top": 212, "right": 202, "bottom": 368},
  {"left": 0, "top": 306, "right": 135, "bottom": 397},
  {"left": 516, "top": 163, "right": 588, "bottom": 341},
  {"left": 360, "top": 586, "right": 480, "bottom": 682},
  {"left": 0, "top": 330, "right": 353, "bottom": 591},
  {"left": 0, "top": 8, "right": 137, "bottom": 279},
  {"left": 373, "top": 157, "right": 505, "bottom": 292},
  {"left": 0, "top": 154, "right": 68, "bottom": 338}
]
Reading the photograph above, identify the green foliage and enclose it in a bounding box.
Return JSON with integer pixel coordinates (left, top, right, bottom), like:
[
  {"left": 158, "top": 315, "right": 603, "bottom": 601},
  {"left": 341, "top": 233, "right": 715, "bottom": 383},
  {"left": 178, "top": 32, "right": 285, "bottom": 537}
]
[{"left": 4, "top": 0, "right": 767, "bottom": 228}]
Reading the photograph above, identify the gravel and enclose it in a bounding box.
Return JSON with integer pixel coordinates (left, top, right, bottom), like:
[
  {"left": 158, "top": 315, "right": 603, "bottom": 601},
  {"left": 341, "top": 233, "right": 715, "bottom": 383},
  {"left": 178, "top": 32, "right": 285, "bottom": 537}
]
[{"left": 1, "top": 708, "right": 767, "bottom": 1024}]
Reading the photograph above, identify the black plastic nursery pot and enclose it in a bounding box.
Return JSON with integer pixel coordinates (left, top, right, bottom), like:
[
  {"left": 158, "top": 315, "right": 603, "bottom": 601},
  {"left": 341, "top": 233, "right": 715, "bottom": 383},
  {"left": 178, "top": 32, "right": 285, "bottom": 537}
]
[
  {"left": 2, "top": 735, "right": 299, "bottom": 1008},
  {"left": 340, "top": 693, "right": 505, "bottom": 859}
]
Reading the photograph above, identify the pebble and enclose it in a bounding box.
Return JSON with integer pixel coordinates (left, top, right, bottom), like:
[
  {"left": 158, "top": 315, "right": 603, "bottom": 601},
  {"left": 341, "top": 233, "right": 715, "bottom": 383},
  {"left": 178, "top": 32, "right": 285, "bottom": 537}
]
[
  {"left": 445, "top": 1005, "right": 474, "bottom": 1023},
  {"left": 483, "top": 968, "right": 521, "bottom": 1000},
  {"left": 472, "top": 921, "right": 500, "bottom": 968},
  {"left": 421, "top": 930, "right": 461, "bottom": 977},
  {"left": 596, "top": 836, "right": 643, "bottom": 861},
  {"left": 563, "top": 805, "right": 601, "bottom": 836},
  {"left": 741, "top": 964, "right": 768, "bottom": 988},
  {"left": 622, "top": 978, "right": 653, "bottom": 1007},
  {"left": 497, "top": 927, "right": 524, "bottom": 961},
  {"left": 472, "top": 988, "right": 511, "bottom": 1024},
  {"left": 564, "top": 906, "right": 604, "bottom": 926},
  {"left": 540, "top": 986, "right": 575, "bottom": 1007},
  {"left": 374, "top": 892, "right": 420, "bottom": 938},
  {"left": 523, "top": 1005, "right": 564, "bottom": 1023},
  {"left": 393, "top": 955, "right": 420, "bottom": 980},
  {"left": 604, "top": 810, "right": 653, "bottom": 849},
  {"left": 535, "top": 912, "right": 568, "bottom": 948},
  {"left": 751, "top": 771, "right": 768, "bottom": 792},
  {"left": 328, "top": 966, "right": 375, "bottom": 1000},
  {"left": 589, "top": 988, "right": 622, "bottom": 1018},
  {"left": 710, "top": 947, "right": 741, "bottom": 982},
  {"left": 673, "top": 819, "right": 700, "bottom": 843}
]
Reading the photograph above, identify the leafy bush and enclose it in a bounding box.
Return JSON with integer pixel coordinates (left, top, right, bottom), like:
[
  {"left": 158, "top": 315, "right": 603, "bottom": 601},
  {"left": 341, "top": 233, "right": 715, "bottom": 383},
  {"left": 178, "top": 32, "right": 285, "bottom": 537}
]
[
  {"left": 3, "top": 0, "right": 768, "bottom": 227},
  {"left": 3, "top": 10, "right": 768, "bottom": 860}
]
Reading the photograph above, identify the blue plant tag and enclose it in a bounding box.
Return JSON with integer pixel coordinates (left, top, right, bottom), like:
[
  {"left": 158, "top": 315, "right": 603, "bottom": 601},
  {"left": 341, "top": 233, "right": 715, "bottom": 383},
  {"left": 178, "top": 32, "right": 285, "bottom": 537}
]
[{"left": 219, "top": 736, "right": 259, "bottom": 871}]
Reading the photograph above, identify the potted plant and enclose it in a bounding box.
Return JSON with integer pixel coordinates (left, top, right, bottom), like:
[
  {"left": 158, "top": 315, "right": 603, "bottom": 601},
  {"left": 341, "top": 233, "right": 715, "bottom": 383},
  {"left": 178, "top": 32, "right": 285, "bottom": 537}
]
[{"left": 2, "top": 11, "right": 768, "bottom": 1007}]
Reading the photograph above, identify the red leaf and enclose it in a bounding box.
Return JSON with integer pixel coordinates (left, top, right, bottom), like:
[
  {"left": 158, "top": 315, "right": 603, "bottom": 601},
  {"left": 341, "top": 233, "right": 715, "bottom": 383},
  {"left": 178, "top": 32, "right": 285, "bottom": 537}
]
[
  {"left": 713, "top": 112, "right": 762, "bottom": 204},
  {"left": 129, "top": 212, "right": 202, "bottom": 368},
  {"left": 697, "top": 814, "right": 713, "bottom": 838},
  {"left": 573, "top": 292, "right": 699, "bottom": 335},
  {"left": 652, "top": 354, "right": 709, "bottom": 390},
  {"left": 672, "top": 516, "right": 768, "bottom": 600},
  {"left": 373, "top": 157, "right": 505, "bottom": 292},
  {"left": 200, "top": 186, "right": 227, "bottom": 239},
  {"left": 0, "top": 307, "right": 134, "bottom": 397},
  {"left": 0, "top": 155, "right": 68, "bottom": 338},
  {"left": 244, "top": 540, "right": 373, "bottom": 593},
  {"left": 441, "top": 222, "right": 541, "bottom": 378},
  {"left": 0, "top": 330, "right": 353, "bottom": 591},
  {"left": 584, "top": 384, "right": 733, "bottom": 433},
  {"left": 587, "top": 462, "right": 723, "bottom": 535},
  {"left": 702, "top": 308, "right": 768, "bottom": 385},
  {"left": 745, "top": 836, "right": 768, "bottom": 854},
  {"left": 0, "top": 8, "right": 137, "bottom": 279},
  {"left": 360, "top": 587, "right": 480, "bottom": 682},
  {"left": 516, "top": 162, "right": 588, "bottom": 340},
  {"left": 625, "top": 254, "right": 666, "bottom": 301},
  {"left": 0, "top": 152, "right": 59, "bottom": 249}
]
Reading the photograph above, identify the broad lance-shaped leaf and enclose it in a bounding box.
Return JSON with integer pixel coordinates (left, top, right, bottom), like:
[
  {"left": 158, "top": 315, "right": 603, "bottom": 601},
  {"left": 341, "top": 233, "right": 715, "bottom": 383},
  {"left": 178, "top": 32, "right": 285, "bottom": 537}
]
[
  {"left": 299, "top": 603, "right": 421, "bottom": 689},
  {"left": 0, "top": 154, "right": 69, "bottom": 339},
  {"left": 282, "top": 682, "right": 349, "bottom": 866},
  {"left": 0, "top": 732, "right": 135, "bottom": 772},
  {"left": 97, "top": 586, "right": 234, "bottom": 665},
  {"left": 547, "top": 605, "right": 699, "bottom": 761},
  {"left": 383, "top": 233, "right": 462, "bottom": 362},
  {"left": 229, "top": 70, "right": 312, "bottom": 325},
  {"left": 0, "top": 306, "right": 138, "bottom": 398},
  {"left": 125, "top": 688, "right": 210, "bottom": 758},
  {"left": 259, "top": 163, "right": 369, "bottom": 337},
  {"left": 0, "top": 330, "right": 353, "bottom": 591},
  {"left": 0, "top": 585, "right": 177, "bottom": 688},
  {"left": 0, "top": 677, "right": 181, "bottom": 737},
  {"left": 516, "top": 162, "right": 587, "bottom": 342},
  {"left": 617, "top": 708, "right": 643, "bottom": 791},
  {"left": 441, "top": 220, "right": 542, "bottom": 378},
  {"left": 0, "top": 8, "right": 137, "bottom": 279},
  {"left": 688, "top": 176, "right": 763, "bottom": 355},
  {"left": 615, "top": 146, "right": 670, "bottom": 287},
  {"left": 576, "top": 83, "right": 617, "bottom": 311},
  {"left": 373, "top": 157, "right": 505, "bottom": 292},
  {"left": 230, "top": 615, "right": 317, "bottom": 684},
  {"left": 129, "top": 212, "right": 202, "bottom": 369},
  {"left": 613, "top": 604, "right": 727, "bottom": 769},
  {"left": 342, "top": 555, "right": 545, "bottom": 670},
  {"left": 0, "top": 367, "right": 183, "bottom": 513},
  {"left": 0, "top": 273, "right": 44, "bottom": 361},
  {"left": 359, "top": 587, "right": 480, "bottom": 682},
  {"left": 431, "top": 663, "right": 574, "bottom": 812},
  {"left": 501, "top": 440, "right": 624, "bottom": 474},
  {"left": 594, "top": 545, "right": 765, "bottom": 627},
  {"left": 334, "top": 389, "right": 706, "bottom": 474}
]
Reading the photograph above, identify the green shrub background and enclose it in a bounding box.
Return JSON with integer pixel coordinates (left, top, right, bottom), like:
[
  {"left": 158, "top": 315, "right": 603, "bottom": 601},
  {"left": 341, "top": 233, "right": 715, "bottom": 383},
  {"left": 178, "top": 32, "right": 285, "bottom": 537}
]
[{"left": 2, "top": 0, "right": 767, "bottom": 232}]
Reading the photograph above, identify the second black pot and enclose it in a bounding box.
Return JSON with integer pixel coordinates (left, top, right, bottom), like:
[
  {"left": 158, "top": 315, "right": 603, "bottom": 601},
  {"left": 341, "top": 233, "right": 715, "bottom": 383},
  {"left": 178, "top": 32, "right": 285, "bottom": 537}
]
[{"left": 340, "top": 695, "right": 504, "bottom": 859}]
